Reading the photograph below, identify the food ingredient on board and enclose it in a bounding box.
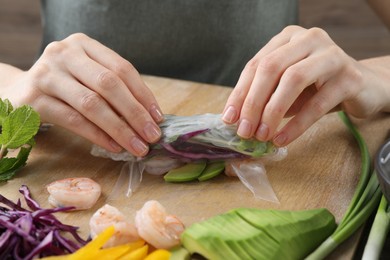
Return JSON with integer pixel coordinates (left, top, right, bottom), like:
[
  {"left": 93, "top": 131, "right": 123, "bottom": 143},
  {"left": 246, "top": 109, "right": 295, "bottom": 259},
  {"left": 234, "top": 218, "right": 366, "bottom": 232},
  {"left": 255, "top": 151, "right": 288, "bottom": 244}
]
[
  {"left": 42, "top": 226, "right": 171, "bottom": 260},
  {"left": 144, "top": 249, "right": 172, "bottom": 260},
  {"left": 164, "top": 161, "right": 207, "bottom": 182},
  {"left": 46, "top": 177, "right": 101, "bottom": 210},
  {"left": 163, "top": 160, "right": 225, "bottom": 182},
  {"left": 362, "top": 195, "right": 390, "bottom": 260},
  {"left": 135, "top": 200, "right": 185, "bottom": 249},
  {"left": 0, "top": 185, "right": 88, "bottom": 259},
  {"left": 89, "top": 204, "right": 140, "bottom": 247},
  {"left": 157, "top": 114, "right": 275, "bottom": 159},
  {"left": 306, "top": 112, "right": 382, "bottom": 259},
  {"left": 0, "top": 98, "right": 40, "bottom": 181},
  {"left": 181, "top": 208, "right": 336, "bottom": 260},
  {"left": 144, "top": 155, "right": 184, "bottom": 175},
  {"left": 169, "top": 246, "right": 191, "bottom": 260},
  {"left": 91, "top": 114, "right": 279, "bottom": 162},
  {"left": 91, "top": 114, "right": 287, "bottom": 201},
  {"left": 361, "top": 137, "right": 390, "bottom": 259},
  {"left": 198, "top": 161, "right": 225, "bottom": 181},
  {"left": 89, "top": 201, "right": 184, "bottom": 250}
]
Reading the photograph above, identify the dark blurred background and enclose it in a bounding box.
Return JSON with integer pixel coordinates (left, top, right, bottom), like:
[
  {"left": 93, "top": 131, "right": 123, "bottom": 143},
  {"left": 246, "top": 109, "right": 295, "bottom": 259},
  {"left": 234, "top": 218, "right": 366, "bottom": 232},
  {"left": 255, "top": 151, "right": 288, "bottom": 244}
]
[{"left": 1, "top": 0, "right": 389, "bottom": 70}]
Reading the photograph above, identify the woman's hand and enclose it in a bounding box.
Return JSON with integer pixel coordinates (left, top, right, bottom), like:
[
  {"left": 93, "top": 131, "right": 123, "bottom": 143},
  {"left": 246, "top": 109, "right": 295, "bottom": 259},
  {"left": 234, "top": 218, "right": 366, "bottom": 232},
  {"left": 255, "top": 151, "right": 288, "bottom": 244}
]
[
  {"left": 222, "top": 25, "right": 390, "bottom": 146},
  {"left": 1, "top": 33, "right": 164, "bottom": 157}
]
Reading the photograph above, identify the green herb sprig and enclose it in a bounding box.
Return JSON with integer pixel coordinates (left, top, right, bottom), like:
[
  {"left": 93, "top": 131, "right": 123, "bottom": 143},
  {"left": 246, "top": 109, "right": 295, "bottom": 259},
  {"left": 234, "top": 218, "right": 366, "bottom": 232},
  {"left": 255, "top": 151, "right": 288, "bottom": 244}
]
[{"left": 0, "top": 99, "right": 40, "bottom": 181}]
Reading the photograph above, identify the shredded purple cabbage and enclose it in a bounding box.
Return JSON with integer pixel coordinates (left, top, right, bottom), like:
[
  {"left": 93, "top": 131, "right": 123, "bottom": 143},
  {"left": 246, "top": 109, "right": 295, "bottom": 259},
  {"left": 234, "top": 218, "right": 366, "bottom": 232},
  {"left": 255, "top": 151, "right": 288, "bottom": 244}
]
[
  {"left": 150, "top": 129, "right": 251, "bottom": 161},
  {"left": 160, "top": 142, "right": 248, "bottom": 160},
  {"left": 0, "top": 185, "right": 89, "bottom": 259}
]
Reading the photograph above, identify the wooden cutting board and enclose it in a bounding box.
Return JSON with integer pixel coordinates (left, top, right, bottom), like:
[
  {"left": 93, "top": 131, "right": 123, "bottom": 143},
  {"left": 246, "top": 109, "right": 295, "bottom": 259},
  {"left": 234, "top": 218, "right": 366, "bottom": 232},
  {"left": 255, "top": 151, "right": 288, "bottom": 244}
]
[{"left": 2, "top": 75, "right": 390, "bottom": 259}]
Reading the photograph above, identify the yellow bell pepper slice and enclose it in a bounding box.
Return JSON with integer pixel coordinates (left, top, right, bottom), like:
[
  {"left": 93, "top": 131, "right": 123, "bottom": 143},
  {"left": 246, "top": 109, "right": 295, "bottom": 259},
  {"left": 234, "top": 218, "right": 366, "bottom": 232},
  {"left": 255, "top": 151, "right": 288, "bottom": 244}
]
[
  {"left": 144, "top": 249, "right": 172, "bottom": 260},
  {"left": 97, "top": 240, "right": 145, "bottom": 259},
  {"left": 41, "top": 226, "right": 115, "bottom": 260},
  {"left": 118, "top": 244, "right": 148, "bottom": 260},
  {"left": 41, "top": 227, "right": 149, "bottom": 260},
  {"left": 68, "top": 226, "right": 115, "bottom": 260}
]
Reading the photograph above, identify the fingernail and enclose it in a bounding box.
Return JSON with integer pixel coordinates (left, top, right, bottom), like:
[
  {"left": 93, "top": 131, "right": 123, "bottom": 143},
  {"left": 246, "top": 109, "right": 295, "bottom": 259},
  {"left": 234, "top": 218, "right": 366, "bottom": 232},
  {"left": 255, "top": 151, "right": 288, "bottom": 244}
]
[
  {"left": 130, "top": 136, "right": 149, "bottom": 156},
  {"left": 255, "top": 123, "right": 269, "bottom": 141},
  {"left": 273, "top": 132, "right": 287, "bottom": 146},
  {"left": 150, "top": 104, "right": 164, "bottom": 123},
  {"left": 109, "top": 139, "right": 122, "bottom": 152},
  {"left": 237, "top": 119, "right": 252, "bottom": 138},
  {"left": 222, "top": 106, "right": 237, "bottom": 124},
  {"left": 143, "top": 122, "right": 161, "bottom": 143}
]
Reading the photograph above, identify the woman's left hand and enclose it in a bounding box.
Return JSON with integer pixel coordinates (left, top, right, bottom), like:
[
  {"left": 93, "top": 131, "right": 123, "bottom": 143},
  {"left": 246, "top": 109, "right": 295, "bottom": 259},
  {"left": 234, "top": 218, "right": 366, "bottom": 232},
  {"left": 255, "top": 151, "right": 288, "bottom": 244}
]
[{"left": 222, "top": 25, "right": 387, "bottom": 146}]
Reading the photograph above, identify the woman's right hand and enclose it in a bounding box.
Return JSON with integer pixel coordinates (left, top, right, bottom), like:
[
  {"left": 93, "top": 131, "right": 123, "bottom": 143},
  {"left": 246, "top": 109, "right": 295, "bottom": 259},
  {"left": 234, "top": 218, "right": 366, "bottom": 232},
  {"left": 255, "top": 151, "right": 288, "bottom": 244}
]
[{"left": 1, "top": 33, "right": 164, "bottom": 157}]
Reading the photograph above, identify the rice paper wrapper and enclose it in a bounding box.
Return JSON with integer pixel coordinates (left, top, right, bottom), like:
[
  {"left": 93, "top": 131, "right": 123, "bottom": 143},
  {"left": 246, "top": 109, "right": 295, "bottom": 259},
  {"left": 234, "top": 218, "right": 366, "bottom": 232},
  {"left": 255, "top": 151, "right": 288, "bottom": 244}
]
[
  {"left": 91, "top": 114, "right": 288, "bottom": 203},
  {"left": 225, "top": 153, "right": 287, "bottom": 204},
  {"left": 107, "top": 161, "right": 145, "bottom": 201}
]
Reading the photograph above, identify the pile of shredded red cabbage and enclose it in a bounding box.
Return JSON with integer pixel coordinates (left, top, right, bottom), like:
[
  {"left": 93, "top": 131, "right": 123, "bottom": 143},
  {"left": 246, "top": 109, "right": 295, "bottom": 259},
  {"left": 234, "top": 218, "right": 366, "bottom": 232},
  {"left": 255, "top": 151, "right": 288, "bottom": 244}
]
[{"left": 0, "top": 185, "right": 88, "bottom": 259}]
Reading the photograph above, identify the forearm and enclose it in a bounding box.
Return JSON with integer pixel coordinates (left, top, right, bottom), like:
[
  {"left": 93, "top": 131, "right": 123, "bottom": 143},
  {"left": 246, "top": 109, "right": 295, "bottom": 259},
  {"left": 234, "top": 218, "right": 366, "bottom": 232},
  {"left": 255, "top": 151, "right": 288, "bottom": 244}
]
[{"left": 366, "top": 0, "right": 390, "bottom": 29}]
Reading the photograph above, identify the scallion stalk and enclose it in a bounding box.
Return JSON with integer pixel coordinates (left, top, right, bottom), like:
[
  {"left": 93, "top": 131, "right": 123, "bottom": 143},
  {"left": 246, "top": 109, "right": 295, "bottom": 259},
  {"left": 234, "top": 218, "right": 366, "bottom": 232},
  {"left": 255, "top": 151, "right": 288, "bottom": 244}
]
[
  {"left": 361, "top": 195, "right": 390, "bottom": 260},
  {"left": 305, "top": 112, "right": 382, "bottom": 259}
]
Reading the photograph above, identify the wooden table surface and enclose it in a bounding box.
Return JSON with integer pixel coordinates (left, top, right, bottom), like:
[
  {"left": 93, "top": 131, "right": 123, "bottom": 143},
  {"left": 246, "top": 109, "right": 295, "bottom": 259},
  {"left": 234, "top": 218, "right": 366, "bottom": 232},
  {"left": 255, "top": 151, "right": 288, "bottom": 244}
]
[{"left": 2, "top": 75, "right": 390, "bottom": 259}]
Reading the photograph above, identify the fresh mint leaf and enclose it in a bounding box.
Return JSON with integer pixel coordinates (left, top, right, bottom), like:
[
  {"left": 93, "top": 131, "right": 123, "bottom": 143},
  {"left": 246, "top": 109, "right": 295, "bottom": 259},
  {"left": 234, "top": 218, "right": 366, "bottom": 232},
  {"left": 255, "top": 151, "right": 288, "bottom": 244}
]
[
  {"left": 0, "top": 100, "right": 40, "bottom": 181},
  {"left": 0, "top": 105, "right": 40, "bottom": 149},
  {"left": 0, "top": 99, "right": 13, "bottom": 125},
  {"left": 0, "top": 170, "right": 16, "bottom": 181},
  {"left": 0, "top": 146, "right": 32, "bottom": 181},
  {"left": 26, "top": 136, "right": 36, "bottom": 147},
  {"left": 0, "top": 157, "right": 18, "bottom": 172}
]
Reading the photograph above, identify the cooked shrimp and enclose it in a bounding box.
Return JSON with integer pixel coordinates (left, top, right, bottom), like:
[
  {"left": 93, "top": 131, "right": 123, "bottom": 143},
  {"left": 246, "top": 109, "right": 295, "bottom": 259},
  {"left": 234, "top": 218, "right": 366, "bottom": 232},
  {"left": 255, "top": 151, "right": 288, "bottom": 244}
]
[
  {"left": 144, "top": 156, "right": 184, "bottom": 175},
  {"left": 135, "top": 200, "right": 185, "bottom": 249},
  {"left": 46, "top": 177, "right": 101, "bottom": 210},
  {"left": 89, "top": 204, "right": 140, "bottom": 248},
  {"left": 224, "top": 161, "right": 238, "bottom": 177}
]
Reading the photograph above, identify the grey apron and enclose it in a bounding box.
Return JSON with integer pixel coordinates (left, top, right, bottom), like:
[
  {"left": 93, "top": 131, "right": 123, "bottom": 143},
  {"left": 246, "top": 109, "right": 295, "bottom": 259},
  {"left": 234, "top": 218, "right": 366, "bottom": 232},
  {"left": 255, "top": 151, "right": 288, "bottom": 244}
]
[{"left": 40, "top": 0, "right": 298, "bottom": 86}]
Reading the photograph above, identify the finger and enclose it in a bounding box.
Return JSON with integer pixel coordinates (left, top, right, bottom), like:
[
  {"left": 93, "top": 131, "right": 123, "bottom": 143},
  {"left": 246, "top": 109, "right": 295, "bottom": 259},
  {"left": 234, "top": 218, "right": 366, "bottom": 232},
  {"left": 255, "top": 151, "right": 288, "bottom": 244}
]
[
  {"left": 236, "top": 30, "right": 318, "bottom": 139},
  {"left": 39, "top": 75, "right": 150, "bottom": 157},
  {"left": 272, "top": 79, "right": 346, "bottom": 147},
  {"left": 33, "top": 94, "right": 123, "bottom": 153},
  {"left": 259, "top": 48, "right": 343, "bottom": 140},
  {"left": 222, "top": 25, "right": 306, "bottom": 124},
  {"left": 222, "top": 68, "right": 255, "bottom": 124},
  {"left": 251, "top": 25, "right": 307, "bottom": 61},
  {"left": 76, "top": 34, "right": 164, "bottom": 122},
  {"left": 284, "top": 84, "right": 318, "bottom": 117},
  {"left": 63, "top": 52, "right": 162, "bottom": 144}
]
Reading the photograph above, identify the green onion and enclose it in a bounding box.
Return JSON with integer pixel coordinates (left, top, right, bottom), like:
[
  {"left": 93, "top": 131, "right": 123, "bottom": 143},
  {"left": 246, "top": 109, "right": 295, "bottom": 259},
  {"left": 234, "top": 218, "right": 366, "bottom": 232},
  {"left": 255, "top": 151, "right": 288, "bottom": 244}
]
[
  {"left": 361, "top": 195, "right": 390, "bottom": 260},
  {"left": 306, "top": 112, "right": 382, "bottom": 259}
]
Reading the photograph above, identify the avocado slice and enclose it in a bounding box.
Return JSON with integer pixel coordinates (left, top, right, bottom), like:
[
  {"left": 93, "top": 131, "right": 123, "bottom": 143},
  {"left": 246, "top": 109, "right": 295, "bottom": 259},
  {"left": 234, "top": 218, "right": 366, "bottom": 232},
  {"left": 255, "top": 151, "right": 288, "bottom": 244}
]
[
  {"left": 169, "top": 246, "right": 191, "bottom": 260},
  {"left": 181, "top": 211, "right": 279, "bottom": 260},
  {"left": 198, "top": 161, "right": 225, "bottom": 181},
  {"left": 181, "top": 208, "right": 336, "bottom": 260},
  {"left": 233, "top": 208, "right": 337, "bottom": 259},
  {"left": 164, "top": 162, "right": 207, "bottom": 182}
]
